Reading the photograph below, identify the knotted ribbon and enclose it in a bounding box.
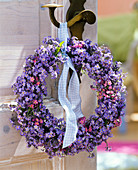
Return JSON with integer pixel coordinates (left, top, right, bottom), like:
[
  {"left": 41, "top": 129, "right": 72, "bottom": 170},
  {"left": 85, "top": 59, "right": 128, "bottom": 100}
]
[{"left": 58, "top": 23, "right": 84, "bottom": 148}]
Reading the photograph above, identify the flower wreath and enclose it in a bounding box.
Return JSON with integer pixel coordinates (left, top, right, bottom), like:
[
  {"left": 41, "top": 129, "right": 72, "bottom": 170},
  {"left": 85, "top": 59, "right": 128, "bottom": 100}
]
[{"left": 10, "top": 36, "right": 127, "bottom": 158}]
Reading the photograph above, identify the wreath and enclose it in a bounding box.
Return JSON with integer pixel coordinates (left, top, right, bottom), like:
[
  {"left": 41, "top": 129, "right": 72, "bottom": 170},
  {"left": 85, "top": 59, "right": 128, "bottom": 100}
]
[{"left": 10, "top": 36, "right": 127, "bottom": 158}]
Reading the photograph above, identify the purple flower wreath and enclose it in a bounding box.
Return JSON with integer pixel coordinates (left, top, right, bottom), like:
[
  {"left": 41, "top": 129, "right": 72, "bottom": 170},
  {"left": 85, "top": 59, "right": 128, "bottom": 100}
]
[{"left": 10, "top": 36, "right": 127, "bottom": 158}]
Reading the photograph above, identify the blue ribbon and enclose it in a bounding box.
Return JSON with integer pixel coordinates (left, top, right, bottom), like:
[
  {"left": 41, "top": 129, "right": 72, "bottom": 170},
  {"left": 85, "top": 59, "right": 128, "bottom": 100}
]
[{"left": 58, "top": 23, "right": 84, "bottom": 148}]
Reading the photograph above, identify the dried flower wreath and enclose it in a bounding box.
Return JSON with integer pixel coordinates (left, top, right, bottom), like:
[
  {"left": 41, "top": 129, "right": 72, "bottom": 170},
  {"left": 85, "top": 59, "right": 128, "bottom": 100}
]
[{"left": 10, "top": 36, "right": 127, "bottom": 158}]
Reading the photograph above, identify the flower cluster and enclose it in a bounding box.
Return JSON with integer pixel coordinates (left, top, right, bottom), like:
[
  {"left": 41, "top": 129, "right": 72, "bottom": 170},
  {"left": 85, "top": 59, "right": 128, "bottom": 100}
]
[{"left": 10, "top": 36, "right": 127, "bottom": 158}]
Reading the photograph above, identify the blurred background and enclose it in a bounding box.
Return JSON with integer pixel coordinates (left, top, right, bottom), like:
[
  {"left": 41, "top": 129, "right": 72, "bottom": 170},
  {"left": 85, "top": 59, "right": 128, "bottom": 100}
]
[{"left": 97, "top": 0, "right": 138, "bottom": 170}]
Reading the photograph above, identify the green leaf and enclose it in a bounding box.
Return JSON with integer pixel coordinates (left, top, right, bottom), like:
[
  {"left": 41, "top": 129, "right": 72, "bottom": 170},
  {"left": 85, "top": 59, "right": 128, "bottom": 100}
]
[
  {"left": 81, "top": 68, "right": 87, "bottom": 75},
  {"left": 59, "top": 41, "right": 64, "bottom": 47},
  {"left": 26, "top": 107, "right": 34, "bottom": 117},
  {"left": 54, "top": 41, "right": 64, "bottom": 56}
]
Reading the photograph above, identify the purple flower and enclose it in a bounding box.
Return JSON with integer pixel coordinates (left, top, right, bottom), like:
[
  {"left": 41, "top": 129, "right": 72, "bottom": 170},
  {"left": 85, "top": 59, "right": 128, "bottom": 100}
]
[{"left": 10, "top": 36, "right": 127, "bottom": 159}]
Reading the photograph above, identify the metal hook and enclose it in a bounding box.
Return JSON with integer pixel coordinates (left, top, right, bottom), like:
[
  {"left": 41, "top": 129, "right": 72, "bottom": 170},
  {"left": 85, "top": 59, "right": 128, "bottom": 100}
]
[
  {"left": 41, "top": 4, "right": 63, "bottom": 28},
  {"left": 41, "top": 2, "right": 96, "bottom": 82},
  {"left": 41, "top": 3, "right": 96, "bottom": 39}
]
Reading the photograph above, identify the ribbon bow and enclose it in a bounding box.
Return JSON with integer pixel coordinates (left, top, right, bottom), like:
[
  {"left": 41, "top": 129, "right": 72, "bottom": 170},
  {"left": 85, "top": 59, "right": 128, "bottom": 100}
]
[{"left": 58, "top": 23, "right": 84, "bottom": 148}]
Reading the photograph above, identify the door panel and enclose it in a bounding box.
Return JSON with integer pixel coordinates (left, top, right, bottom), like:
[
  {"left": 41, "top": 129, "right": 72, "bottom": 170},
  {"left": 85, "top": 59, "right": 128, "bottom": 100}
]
[{"left": 0, "top": 0, "right": 97, "bottom": 169}]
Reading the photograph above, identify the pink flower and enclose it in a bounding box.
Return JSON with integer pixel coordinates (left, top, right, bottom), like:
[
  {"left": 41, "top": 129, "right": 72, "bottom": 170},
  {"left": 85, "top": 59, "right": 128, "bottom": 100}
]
[
  {"left": 79, "top": 44, "right": 83, "bottom": 48},
  {"left": 114, "top": 96, "right": 118, "bottom": 100},
  {"left": 40, "top": 119, "right": 43, "bottom": 124},
  {"left": 29, "top": 104, "right": 34, "bottom": 109},
  {"left": 36, "top": 77, "right": 38, "bottom": 81},
  {"left": 113, "top": 117, "right": 122, "bottom": 127},
  {"left": 109, "top": 86, "right": 112, "bottom": 90},
  {"left": 36, "top": 82, "right": 40, "bottom": 86},
  {"left": 30, "top": 77, "right": 35, "bottom": 82},
  {"left": 74, "top": 43, "right": 79, "bottom": 48},
  {"left": 33, "top": 60, "right": 36, "bottom": 63},
  {"left": 78, "top": 116, "right": 86, "bottom": 125},
  {"left": 104, "top": 82, "right": 107, "bottom": 86},
  {"left": 85, "top": 127, "right": 88, "bottom": 132},
  {"left": 111, "top": 94, "right": 115, "bottom": 98},
  {"left": 90, "top": 85, "right": 96, "bottom": 91},
  {"left": 88, "top": 126, "right": 92, "bottom": 132},
  {"left": 107, "top": 80, "right": 112, "bottom": 85},
  {"left": 119, "top": 117, "right": 122, "bottom": 124},
  {"left": 106, "top": 91, "right": 110, "bottom": 94},
  {"left": 33, "top": 100, "right": 38, "bottom": 105},
  {"left": 36, "top": 118, "right": 39, "bottom": 122},
  {"left": 110, "top": 91, "right": 114, "bottom": 94},
  {"left": 68, "top": 144, "right": 72, "bottom": 148},
  {"left": 72, "top": 43, "right": 79, "bottom": 48},
  {"left": 91, "top": 87, "right": 96, "bottom": 91},
  {"left": 98, "top": 95, "right": 103, "bottom": 99},
  {"left": 35, "top": 122, "right": 39, "bottom": 126}
]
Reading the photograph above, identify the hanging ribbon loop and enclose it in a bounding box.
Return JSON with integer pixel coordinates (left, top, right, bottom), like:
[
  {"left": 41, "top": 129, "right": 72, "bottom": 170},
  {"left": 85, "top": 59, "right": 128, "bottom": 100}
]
[{"left": 58, "top": 23, "right": 84, "bottom": 148}]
